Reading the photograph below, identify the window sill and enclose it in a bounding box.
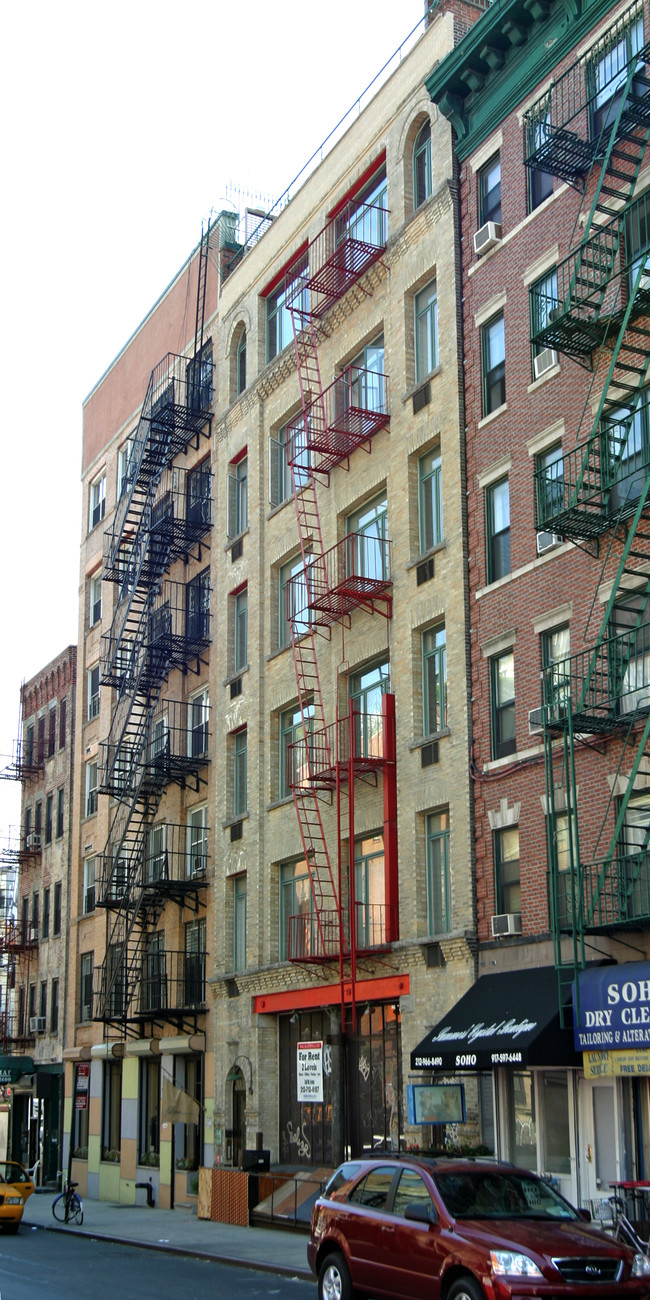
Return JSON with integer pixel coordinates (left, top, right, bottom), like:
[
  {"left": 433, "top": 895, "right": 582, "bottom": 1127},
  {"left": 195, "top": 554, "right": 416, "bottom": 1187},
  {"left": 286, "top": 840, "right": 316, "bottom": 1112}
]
[
  {"left": 409, "top": 729, "right": 450, "bottom": 752},
  {"left": 527, "top": 362, "right": 560, "bottom": 393},
  {"left": 225, "top": 527, "right": 249, "bottom": 553},
  {"left": 224, "top": 665, "right": 249, "bottom": 687},
  {"left": 267, "top": 796, "right": 294, "bottom": 812},
  {"left": 477, "top": 403, "right": 507, "bottom": 429},
  {"left": 267, "top": 498, "right": 293, "bottom": 521},
  {"left": 405, "top": 541, "right": 446, "bottom": 572},
  {"left": 222, "top": 812, "right": 250, "bottom": 830},
  {"left": 401, "top": 366, "right": 441, "bottom": 405}
]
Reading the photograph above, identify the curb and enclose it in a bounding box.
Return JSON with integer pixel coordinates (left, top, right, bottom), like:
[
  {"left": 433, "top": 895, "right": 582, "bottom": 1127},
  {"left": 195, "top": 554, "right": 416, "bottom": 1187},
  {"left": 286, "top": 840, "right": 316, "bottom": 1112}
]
[{"left": 28, "top": 1220, "right": 314, "bottom": 1281}]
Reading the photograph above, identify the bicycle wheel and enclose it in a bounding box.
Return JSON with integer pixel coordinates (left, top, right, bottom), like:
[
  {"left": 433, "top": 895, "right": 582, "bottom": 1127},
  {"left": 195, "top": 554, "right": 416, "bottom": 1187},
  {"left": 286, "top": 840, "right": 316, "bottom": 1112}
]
[
  {"left": 70, "top": 1193, "right": 83, "bottom": 1226},
  {"left": 52, "top": 1192, "right": 67, "bottom": 1222}
]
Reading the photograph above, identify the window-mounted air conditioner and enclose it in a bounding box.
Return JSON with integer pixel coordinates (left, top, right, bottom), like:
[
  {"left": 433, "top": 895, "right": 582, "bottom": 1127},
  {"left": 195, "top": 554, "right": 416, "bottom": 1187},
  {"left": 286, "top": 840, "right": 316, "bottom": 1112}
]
[
  {"left": 29, "top": 1016, "right": 46, "bottom": 1034},
  {"left": 529, "top": 707, "right": 545, "bottom": 735},
  {"left": 536, "top": 530, "right": 563, "bottom": 555},
  {"left": 474, "top": 221, "right": 502, "bottom": 256},
  {"left": 533, "top": 348, "right": 558, "bottom": 380},
  {"left": 26, "top": 834, "right": 41, "bottom": 850},
  {"left": 29, "top": 927, "right": 38, "bottom": 943},
  {"left": 491, "top": 912, "right": 522, "bottom": 938}
]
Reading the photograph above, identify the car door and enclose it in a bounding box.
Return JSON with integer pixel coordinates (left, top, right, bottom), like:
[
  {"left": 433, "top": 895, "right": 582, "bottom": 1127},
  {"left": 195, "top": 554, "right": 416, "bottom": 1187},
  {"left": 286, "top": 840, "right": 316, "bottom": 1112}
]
[
  {"left": 380, "top": 1168, "right": 445, "bottom": 1300},
  {"left": 343, "top": 1164, "right": 397, "bottom": 1293}
]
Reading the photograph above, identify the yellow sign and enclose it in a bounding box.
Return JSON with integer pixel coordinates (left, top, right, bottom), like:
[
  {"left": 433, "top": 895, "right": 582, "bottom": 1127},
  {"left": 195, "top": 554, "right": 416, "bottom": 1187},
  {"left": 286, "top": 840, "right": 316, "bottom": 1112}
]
[{"left": 583, "top": 1049, "right": 650, "bottom": 1078}]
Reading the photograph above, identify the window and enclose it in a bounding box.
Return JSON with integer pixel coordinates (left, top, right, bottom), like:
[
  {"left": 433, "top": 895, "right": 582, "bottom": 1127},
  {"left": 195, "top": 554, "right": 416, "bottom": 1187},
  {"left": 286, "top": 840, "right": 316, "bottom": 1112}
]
[
  {"left": 423, "top": 625, "right": 447, "bottom": 735},
  {"left": 529, "top": 164, "right": 553, "bottom": 212},
  {"left": 42, "top": 888, "right": 50, "bottom": 940},
  {"left": 53, "top": 881, "right": 62, "bottom": 936},
  {"left": 267, "top": 264, "right": 307, "bottom": 362},
  {"left": 139, "top": 1058, "right": 160, "bottom": 1163},
  {"left": 530, "top": 268, "right": 559, "bottom": 365},
  {"left": 59, "top": 698, "right": 67, "bottom": 749},
  {"left": 102, "top": 1060, "right": 122, "bottom": 1159},
  {"left": 415, "top": 280, "right": 438, "bottom": 382},
  {"left": 187, "top": 805, "right": 208, "bottom": 877},
  {"left": 280, "top": 702, "right": 314, "bottom": 798},
  {"left": 37, "top": 717, "right": 45, "bottom": 764},
  {"left": 536, "top": 442, "right": 564, "bottom": 527},
  {"left": 233, "top": 875, "right": 247, "bottom": 973},
  {"left": 48, "top": 708, "right": 56, "bottom": 758},
  {"left": 50, "top": 980, "right": 59, "bottom": 1035},
  {"left": 233, "top": 728, "right": 247, "bottom": 818},
  {"left": 345, "top": 336, "right": 386, "bottom": 415},
  {"left": 56, "top": 787, "right": 64, "bottom": 838},
  {"left": 24, "top": 807, "right": 32, "bottom": 846},
  {"left": 80, "top": 952, "right": 94, "bottom": 1022},
  {"left": 354, "top": 833, "right": 386, "bottom": 948},
  {"left": 186, "top": 341, "right": 212, "bottom": 413},
  {"left": 186, "top": 460, "right": 211, "bottom": 529},
  {"left": 32, "top": 892, "right": 39, "bottom": 934},
  {"left": 491, "top": 651, "right": 516, "bottom": 759},
  {"left": 626, "top": 201, "right": 650, "bottom": 295},
  {"left": 279, "top": 552, "right": 313, "bottom": 648},
  {"left": 346, "top": 494, "right": 388, "bottom": 583},
  {"left": 479, "top": 154, "right": 501, "bottom": 225},
  {"left": 414, "top": 120, "right": 432, "bottom": 209},
  {"left": 117, "top": 440, "right": 132, "bottom": 499},
  {"left": 418, "top": 447, "right": 443, "bottom": 552},
  {"left": 89, "top": 474, "right": 106, "bottom": 530},
  {"left": 542, "top": 624, "right": 570, "bottom": 710},
  {"left": 487, "top": 477, "right": 510, "bottom": 582},
  {"left": 427, "top": 810, "right": 450, "bottom": 934},
  {"left": 85, "top": 761, "right": 98, "bottom": 818},
  {"left": 237, "top": 329, "right": 247, "bottom": 395},
  {"left": 29, "top": 985, "right": 36, "bottom": 1021},
  {"left": 189, "top": 689, "right": 209, "bottom": 759},
  {"left": 25, "top": 722, "right": 34, "bottom": 767},
  {"left": 83, "top": 858, "right": 96, "bottom": 914},
  {"left": 482, "top": 313, "right": 505, "bottom": 415},
  {"left": 349, "top": 1166, "right": 394, "bottom": 1209},
  {"left": 186, "top": 568, "right": 210, "bottom": 643},
  {"left": 89, "top": 575, "right": 102, "bottom": 626},
  {"left": 233, "top": 588, "right": 248, "bottom": 673},
  {"left": 87, "top": 664, "right": 100, "bottom": 720},
  {"left": 40, "top": 982, "right": 47, "bottom": 1022},
  {"left": 269, "top": 422, "right": 293, "bottom": 508},
  {"left": 145, "top": 824, "right": 166, "bottom": 884},
  {"left": 184, "top": 918, "right": 206, "bottom": 1004},
  {"left": 34, "top": 801, "right": 42, "bottom": 839},
  {"left": 350, "top": 659, "right": 390, "bottom": 758},
  {"left": 280, "top": 859, "right": 313, "bottom": 960},
  {"left": 227, "top": 456, "right": 248, "bottom": 539},
  {"left": 495, "top": 825, "right": 520, "bottom": 914},
  {"left": 45, "top": 795, "right": 53, "bottom": 845},
  {"left": 606, "top": 393, "right": 650, "bottom": 513},
  {"left": 590, "top": 15, "right": 644, "bottom": 137},
  {"left": 393, "top": 1169, "right": 435, "bottom": 1217},
  {"left": 344, "top": 166, "right": 388, "bottom": 247}
]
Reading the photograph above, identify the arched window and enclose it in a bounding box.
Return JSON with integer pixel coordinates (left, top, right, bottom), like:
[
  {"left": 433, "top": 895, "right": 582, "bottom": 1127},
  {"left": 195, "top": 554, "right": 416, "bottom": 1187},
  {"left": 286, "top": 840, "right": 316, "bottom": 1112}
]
[
  {"left": 413, "top": 121, "right": 432, "bottom": 209},
  {"left": 236, "top": 329, "right": 246, "bottom": 396}
]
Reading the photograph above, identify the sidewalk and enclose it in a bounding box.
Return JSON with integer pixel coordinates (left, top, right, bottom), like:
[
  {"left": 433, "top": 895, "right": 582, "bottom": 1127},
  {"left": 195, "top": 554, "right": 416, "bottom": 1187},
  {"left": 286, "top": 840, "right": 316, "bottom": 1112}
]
[{"left": 22, "top": 1190, "right": 312, "bottom": 1281}]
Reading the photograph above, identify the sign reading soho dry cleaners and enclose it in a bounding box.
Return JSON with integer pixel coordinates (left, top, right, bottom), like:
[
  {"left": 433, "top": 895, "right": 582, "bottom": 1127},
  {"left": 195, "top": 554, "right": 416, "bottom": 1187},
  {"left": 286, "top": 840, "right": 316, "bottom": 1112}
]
[{"left": 575, "top": 962, "right": 650, "bottom": 1051}]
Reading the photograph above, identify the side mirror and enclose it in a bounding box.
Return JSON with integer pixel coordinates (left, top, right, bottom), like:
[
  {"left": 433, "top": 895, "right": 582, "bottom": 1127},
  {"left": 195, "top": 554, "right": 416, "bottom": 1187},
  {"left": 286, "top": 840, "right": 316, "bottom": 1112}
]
[
  {"left": 578, "top": 1207, "right": 592, "bottom": 1222},
  {"left": 404, "top": 1201, "right": 437, "bottom": 1225}
]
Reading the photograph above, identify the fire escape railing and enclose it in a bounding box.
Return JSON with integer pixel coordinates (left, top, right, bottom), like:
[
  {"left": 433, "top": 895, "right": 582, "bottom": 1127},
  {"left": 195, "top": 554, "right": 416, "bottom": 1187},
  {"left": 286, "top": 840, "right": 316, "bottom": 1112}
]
[{"left": 286, "top": 365, "right": 390, "bottom": 477}]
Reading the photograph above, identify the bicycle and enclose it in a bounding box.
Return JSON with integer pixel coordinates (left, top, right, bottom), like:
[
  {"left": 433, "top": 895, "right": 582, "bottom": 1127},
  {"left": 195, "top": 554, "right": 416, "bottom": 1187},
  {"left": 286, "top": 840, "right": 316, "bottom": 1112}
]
[{"left": 52, "top": 1179, "right": 84, "bottom": 1225}]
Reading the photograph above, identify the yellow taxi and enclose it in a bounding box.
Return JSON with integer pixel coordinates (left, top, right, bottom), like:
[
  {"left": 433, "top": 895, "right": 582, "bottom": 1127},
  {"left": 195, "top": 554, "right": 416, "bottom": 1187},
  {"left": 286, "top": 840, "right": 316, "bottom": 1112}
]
[{"left": 0, "top": 1162, "right": 35, "bottom": 1232}]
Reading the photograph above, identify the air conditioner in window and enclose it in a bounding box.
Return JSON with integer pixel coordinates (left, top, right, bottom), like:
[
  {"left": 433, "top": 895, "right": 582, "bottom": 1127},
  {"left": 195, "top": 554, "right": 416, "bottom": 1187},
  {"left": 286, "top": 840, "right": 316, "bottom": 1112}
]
[
  {"left": 474, "top": 221, "right": 502, "bottom": 256},
  {"left": 536, "top": 529, "right": 563, "bottom": 555},
  {"left": 533, "top": 348, "right": 558, "bottom": 380},
  {"left": 491, "top": 912, "right": 522, "bottom": 938},
  {"left": 29, "top": 1016, "right": 46, "bottom": 1034},
  {"left": 529, "top": 706, "right": 545, "bottom": 735},
  {"left": 29, "top": 927, "right": 38, "bottom": 943},
  {"left": 26, "top": 834, "right": 41, "bottom": 850}
]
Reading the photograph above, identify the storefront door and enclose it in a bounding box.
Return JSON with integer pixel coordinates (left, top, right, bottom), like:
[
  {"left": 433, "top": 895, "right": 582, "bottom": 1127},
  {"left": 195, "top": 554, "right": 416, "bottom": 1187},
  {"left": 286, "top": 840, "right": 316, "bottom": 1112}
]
[{"left": 578, "top": 1077, "right": 621, "bottom": 1207}]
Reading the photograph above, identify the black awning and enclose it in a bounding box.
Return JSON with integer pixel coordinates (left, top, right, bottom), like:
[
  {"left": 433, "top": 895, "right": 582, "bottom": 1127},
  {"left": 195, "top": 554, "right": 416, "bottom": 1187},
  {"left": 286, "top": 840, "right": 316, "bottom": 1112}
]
[{"left": 411, "top": 966, "right": 581, "bottom": 1072}]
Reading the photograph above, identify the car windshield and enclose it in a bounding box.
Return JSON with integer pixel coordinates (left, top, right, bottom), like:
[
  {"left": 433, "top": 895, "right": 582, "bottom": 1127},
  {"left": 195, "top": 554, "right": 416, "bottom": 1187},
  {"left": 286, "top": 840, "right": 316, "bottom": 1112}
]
[
  {"left": 0, "top": 1163, "right": 27, "bottom": 1183},
  {"left": 433, "top": 1170, "right": 578, "bottom": 1221}
]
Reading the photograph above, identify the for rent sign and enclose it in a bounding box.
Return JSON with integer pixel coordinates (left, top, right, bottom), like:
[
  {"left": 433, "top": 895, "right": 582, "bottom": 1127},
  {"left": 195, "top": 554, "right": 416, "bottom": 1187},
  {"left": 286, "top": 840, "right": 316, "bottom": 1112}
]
[
  {"left": 575, "top": 963, "right": 650, "bottom": 1051},
  {"left": 297, "top": 1041, "right": 323, "bottom": 1103}
]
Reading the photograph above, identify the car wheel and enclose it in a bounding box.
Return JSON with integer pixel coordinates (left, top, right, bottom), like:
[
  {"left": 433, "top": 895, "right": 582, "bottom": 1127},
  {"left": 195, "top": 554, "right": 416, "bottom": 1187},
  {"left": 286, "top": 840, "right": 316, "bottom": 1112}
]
[
  {"left": 3, "top": 1223, "right": 20, "bottom": 1234},
  {"left": 447, "top": 1276, "right": 485, "bottom": 1300},
  {"left": 318, "top": 1250, "right": 353, "bottom": 1300}
]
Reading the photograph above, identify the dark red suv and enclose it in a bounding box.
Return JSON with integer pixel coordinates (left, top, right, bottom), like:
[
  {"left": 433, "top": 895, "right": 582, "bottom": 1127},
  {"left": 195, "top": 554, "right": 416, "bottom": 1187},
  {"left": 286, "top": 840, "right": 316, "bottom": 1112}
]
[{"left": 307, "top": 1156, "right": 650, "bottom": 1300}]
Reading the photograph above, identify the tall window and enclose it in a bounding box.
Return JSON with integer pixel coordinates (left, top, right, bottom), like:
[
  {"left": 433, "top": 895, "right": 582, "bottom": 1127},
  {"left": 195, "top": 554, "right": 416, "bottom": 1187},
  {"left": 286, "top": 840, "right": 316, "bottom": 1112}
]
[
  {"left": 56, "top": 787, "right": 64, "bottom": 838},
  {"left": 185, "top": 341, "right": 212, "bottom": 414},
  {"left": 227, "top": 456, "right": 248, "bottom": 539},
  {"left": 423, "top": 625, "right": 447, "bottom": 735},
  {"left": 419, "top": 447, "right": 443, "bottom": 552},
  {"left": 237, "top": 329, "right": 247, "bottom": 396},
  {"left": 415, "top": 280, "right": 438, "bottom": 382},
  {"left": 83, "top": 858, "right": 96, "bottom": 914},
  {"left": 89, "top": 474, "right": 106, "bottom": 530},
  {"left": 85, "top": 761, "right": 98, "bottom": 818},
  {"left": 354, "top": 833, "right": 386, "bottom": 948},
  {"left": 138, "top": 1058, "right": 160, "bottom": 1163},
  {"left": 479, "top": 154, "right": 501, "bottom": 225},
  {"left": 280, "top": 859, "right": 312, "bottom": 960},
  {"left": 267, "top": 262, "right": 308, "bottom": 361},
  {"left": 346, "top": 336, "right": 385, "bottom": 414},
  {"left": 530, "top": 268, "right": 559, "bottom": 365},
  {"left": 491, "top": 651, "right": 516, "bottom": 759},
  {"left": 344, "top": 166, "right": 388, "bottom": 246},
  {"left": 280, "top": 702, "right": 314, "bottom": 798},
  {"left": 233, "top": 875, "right": 247, "bottom": 973},
  {"left": 413, "top": 121, "right": 432, "bottom": 209},
  {"left": 59, "top": 698, "right": 67, "bottom": 749},
  {"left": 279, "top": 553, "right": 312, "bottom": 648},
  {"left": 188, "top": 689, "right": 209, "bottom": 759},
  {"left": 51, "top": 980, "right": 59, "bottom": 1035},
  {"left": 487, "top": 477, "right": 510, "bottom": 583},
  {"left": 186, "top": 460, "right": 211, "bottom": 529},
  {"left": 350, "top": 659, "right": 390, "bottom": 758},
  {"left": 80, "top": 952, "right": 94, "bottom": 1022},
  {"left": 606, "top": 395, "right": 650, "bottom": 513},
  {"left": 87, "top": 664, "right": 100, "bottom": 720},
  {"left": 184, "top": 918, "right": 206, "bottom": 1004},
  {"left": 45, "top": 795, "right": 53, "bottom": 845},
  {"left": 233, "top": 729, "right": 247, "bottom": 818},
  {"left": 482, "top": 313, "right": 506, "bottom": 415},
  {"left": 89, "top": 575, "right": 102, "bottom": 626},
  {"left": 426, "top": 810, "right": 450, "bottom": 934},
  {"left": 536, "top": 442, "right": 564, "bottom": 528},
  {"left": 269, "top": 423, "right": 293, "bottom": 508},
  {"left": 233, "top": 588, "right": 248, "bottom": 673},
  {"left": 495, "top": 826, "right": 520, "bottom": 914},
  {"left": 48, "top": 708, "right": 56, "bottom": 758},
  {"left": 529, "top": 154, "right": 553, "bottom": 211},
  {"left": 542, "top": 624, "right": 570, "bottom": 713},
  {"left": 117, "top": 440, "right": 132, "bottom": 498},
  {"left": 42, "top": 888, "right": 50, "bottom": 940},
  {"left": 40, "top": 981, "right": 47, "bottom": 1022},
  {"left": 590, "top": 15, "right": 644, "bottom": 137},
  {"left": 186, "top": 568, "right": 210, "bottom": 643},
  {"left": 346, "top": 494, "right": 388, "bottom": 583},
  {"left": 53, "top": 881, "right": 62, "bottom": 935},
  {"left": 102, "top": 1060, "right": 122, "bottom": 1159},
  {"left": 187, "top": 805, "right": 208, "bottom": 877}
]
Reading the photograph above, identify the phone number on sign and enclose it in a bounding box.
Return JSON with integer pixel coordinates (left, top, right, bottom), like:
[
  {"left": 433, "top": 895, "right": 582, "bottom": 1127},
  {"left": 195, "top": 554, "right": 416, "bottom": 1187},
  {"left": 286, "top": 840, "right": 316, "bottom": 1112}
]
[{"left": 491, "top": 1052, "right": 523, "bottom": 1064}]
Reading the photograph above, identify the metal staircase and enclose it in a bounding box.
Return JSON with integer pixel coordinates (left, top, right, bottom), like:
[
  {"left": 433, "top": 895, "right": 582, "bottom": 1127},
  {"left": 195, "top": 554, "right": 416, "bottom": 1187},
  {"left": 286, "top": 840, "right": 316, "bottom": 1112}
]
[{"left": 525, "top": 7, "right": 650, "bottom": 1009}]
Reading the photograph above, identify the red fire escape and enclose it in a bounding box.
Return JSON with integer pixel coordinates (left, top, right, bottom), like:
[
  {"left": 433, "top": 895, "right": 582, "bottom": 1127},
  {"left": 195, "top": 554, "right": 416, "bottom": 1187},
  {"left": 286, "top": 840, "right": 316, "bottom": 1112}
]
[{"left": 283, "top": 189, "right": 397, "bottom": 1019}]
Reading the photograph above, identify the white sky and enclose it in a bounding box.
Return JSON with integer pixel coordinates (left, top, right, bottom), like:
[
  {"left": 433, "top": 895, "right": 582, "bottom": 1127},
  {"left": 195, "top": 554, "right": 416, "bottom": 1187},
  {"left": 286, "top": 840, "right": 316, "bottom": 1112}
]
[{"left": 0, "top": 0, "right": 427, "bottom": 840}]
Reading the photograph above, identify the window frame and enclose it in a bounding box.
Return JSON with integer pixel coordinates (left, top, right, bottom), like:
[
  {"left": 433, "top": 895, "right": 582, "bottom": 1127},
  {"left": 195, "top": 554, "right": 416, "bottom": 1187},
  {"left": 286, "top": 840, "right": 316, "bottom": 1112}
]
[
  {"left": 413, "top": 120, "right": 432, "bottom": 210},
  {"left": 482, "top": 312, "right": 506, "bottom": 416},
  {"left": 89, "top": 575, "right": 102, "bottom": 627},
  {"left": 279, "top": 858, "right": 313, "bottom": 961},
  {"left": 418, "top": 447, "right": 443, "bottom": 553},
  {"left": 233, "top": 728, "right": 248, "bottom": 819},
  {"left": 233, "top": 587, "right": 248, "bottom": 673},
  {"left": 495, "top": 825, "right": 521, "bottom": 915},
  {"left": 279, "top": 701, "right": 314, "bottom": 799},
  {"left": 56, "top": 787, "right": 64, "bottom": 839},
  {"left": 415, "top": 280, "right": 438, "bottom": 383},
  {"left": 85, "top": 761, "right": 98, "bottom": 818},
  {"left": 478, "top": 153, "right": 502, "bottom": 225},
  {"left": 233, "top": 875, "right": 247, "bottom": 973},
  {"left": 426, "top": 809, "right": 451, "bottom": 935},
  {"left": 89, "top": 474, "right": 106, "bottom": 531},
  {"left": 80, "top": 951, "right": 94, "bottom": 1022},
  {"left": 187, "top": 804, "right": 208, "bottom": 878},
  {"left": 486, "top": 477, "right": 511, "bottom": 584},
  {"left": 422, "top": 624, "right": 447, "bottom": 736},
  {"left": 278, "top": 552, "right": 313, "bottom": 649},
  {"left": 83, "top": 857, "right": 96, "bottom": 914},
  {"left": 227, "top": 455, "right": 248, "bottom": 540},
  {"left": 491, "top": 650, "right": 516, "bottom": 760}
]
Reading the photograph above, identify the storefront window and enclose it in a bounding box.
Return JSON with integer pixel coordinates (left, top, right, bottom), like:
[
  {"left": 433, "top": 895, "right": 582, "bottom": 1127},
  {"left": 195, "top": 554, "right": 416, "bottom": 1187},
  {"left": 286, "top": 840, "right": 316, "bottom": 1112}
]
[
  {"left": 507, "top": 1071, "right": 537, "bottom": 1168},
  {"left": 540, "top": 1072, "right": 571, "bottom": 1175}
]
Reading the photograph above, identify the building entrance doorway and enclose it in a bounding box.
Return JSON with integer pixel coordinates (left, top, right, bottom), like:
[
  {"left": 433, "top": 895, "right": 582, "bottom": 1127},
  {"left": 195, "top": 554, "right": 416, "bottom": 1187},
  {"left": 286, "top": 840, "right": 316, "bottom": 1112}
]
[
  {"left": 232, "top": 1070, "right": 246, "bottom": 1168},
  {"left": 578, "top": 1077, "right": 621, "bottom": 1207}
]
